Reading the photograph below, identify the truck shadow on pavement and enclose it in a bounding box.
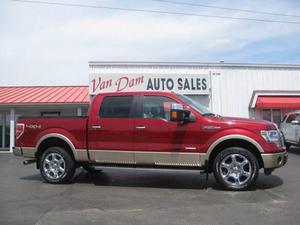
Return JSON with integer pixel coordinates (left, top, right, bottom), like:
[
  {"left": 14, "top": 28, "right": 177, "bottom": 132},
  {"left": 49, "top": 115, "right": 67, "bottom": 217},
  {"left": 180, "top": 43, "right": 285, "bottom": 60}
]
[
  {"left": 21, "top": 169, "right": 283, "bottom": 191},
  {"left": 74, "top": 169, "right": 283, "bottom": 191}
]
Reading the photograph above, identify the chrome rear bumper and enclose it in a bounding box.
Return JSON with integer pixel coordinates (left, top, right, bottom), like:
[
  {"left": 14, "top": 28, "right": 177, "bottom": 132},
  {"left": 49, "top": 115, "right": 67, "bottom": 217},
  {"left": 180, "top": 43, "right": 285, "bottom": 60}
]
[
  {"left": 13, "top": 147, "right": 23, "bottom": 157},
  {"left": 13, "top": 147, "right": 36, "bottom": 158}
]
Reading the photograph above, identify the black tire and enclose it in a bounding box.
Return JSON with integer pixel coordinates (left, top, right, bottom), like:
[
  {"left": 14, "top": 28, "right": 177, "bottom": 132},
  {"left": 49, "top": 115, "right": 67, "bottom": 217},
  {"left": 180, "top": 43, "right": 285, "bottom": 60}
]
[
  {"left": 213, "top": 147, "right": 259, "bottom": 191},
  {"left": 38, "top": 146, "right": 75, "bottom": 184}
]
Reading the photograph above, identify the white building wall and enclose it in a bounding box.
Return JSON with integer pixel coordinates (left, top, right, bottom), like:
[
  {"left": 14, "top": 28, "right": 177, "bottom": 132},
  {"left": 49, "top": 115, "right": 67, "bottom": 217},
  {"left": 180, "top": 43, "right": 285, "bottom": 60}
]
[{"left": 212, "top": 67, "right": 300, "bottom": 117}]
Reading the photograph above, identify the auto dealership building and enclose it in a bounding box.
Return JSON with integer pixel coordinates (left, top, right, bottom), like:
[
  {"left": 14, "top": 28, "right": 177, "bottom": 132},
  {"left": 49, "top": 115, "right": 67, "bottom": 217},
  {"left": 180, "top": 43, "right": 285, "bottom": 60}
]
[{"left": 1, "top": 61, "right": 300, "bottom": 152}]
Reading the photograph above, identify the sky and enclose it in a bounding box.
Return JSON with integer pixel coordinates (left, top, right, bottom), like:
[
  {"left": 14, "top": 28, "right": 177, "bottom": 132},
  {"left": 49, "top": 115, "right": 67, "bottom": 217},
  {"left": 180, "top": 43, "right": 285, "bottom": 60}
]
[{"left": 1, "top": 0, "right": 300, "bottom": 86}]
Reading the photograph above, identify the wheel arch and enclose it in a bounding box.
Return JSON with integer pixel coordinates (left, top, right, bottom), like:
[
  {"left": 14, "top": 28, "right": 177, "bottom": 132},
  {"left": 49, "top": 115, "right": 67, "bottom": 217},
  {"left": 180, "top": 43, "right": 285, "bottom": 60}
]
[
  {"left": 206, "top": 135, "right": 264, "bottom": 172},
  {"left": 35, "top": 134, "right": 77, "bottom": 168}
]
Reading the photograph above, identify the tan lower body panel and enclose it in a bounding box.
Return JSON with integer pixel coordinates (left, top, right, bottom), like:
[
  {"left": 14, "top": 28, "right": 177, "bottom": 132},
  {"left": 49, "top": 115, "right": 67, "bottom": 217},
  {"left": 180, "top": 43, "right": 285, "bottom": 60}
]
[
  {"left": 135, "top": 151, "right": 203, "bottom": 166},
  {"left": 18, "top": 147, "right": 205, "bottom": 167},
  {"left": 88, "top": 150, "right": 205, "bottom": 167},
  {"left": 22, "top": 147, "right": 36, "bottom": 158},
  {"left": 88, "top": 150, "right": 135, "bottom": 164},
  {"left": 74, "top": 149, "right": 89, "bottom": 161}
]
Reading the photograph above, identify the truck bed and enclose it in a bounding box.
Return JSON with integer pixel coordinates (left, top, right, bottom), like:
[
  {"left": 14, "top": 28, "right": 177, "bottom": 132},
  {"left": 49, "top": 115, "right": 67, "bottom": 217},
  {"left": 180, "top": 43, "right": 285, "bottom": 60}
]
[{"left": 17, "top": 116, "right": 88, "bottom": 150}]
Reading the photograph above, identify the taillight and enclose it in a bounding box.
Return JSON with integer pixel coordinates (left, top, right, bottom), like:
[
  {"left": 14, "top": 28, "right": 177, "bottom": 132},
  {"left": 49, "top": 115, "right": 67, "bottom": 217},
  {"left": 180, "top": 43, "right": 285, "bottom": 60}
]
[{"left": 16, "top": 123, "right": 25, "bottom": 139}]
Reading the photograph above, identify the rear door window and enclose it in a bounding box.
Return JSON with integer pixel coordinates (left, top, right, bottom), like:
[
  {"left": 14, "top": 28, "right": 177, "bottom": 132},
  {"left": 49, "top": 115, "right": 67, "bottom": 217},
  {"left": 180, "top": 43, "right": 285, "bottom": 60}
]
[{"left": 99, "top": 96, "right": 134, "bottom": 118}]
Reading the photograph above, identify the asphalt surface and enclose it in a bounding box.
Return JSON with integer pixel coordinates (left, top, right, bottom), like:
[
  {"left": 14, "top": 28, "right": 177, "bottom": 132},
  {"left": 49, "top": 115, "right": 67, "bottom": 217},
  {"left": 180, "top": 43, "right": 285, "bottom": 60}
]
[{"left": 1, "top": 149, "right": 300, "bottom": 225}]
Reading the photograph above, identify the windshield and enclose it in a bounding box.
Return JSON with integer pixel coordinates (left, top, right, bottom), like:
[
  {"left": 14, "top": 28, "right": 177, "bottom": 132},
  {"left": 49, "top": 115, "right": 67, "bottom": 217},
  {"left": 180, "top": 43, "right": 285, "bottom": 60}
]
[{"left": 176, "top": 94, "right": 211, "bottom": 115}]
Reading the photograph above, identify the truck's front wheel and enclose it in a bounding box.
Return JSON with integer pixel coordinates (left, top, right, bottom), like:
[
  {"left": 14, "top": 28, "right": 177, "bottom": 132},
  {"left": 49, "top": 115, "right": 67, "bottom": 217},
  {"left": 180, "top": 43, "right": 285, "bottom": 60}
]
[
  {"left": 213, "top": 147, "right": 259, "bottom": 191},
  {"left": 39, "top": 147, "right": 75, "bottom": 184}
]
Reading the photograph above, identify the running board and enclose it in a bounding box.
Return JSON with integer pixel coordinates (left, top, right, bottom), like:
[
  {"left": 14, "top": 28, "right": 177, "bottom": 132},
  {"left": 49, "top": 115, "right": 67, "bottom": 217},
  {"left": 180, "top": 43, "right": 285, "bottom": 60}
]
[{"left": 80, "top": 162, "right": 207, "bottom": 171}]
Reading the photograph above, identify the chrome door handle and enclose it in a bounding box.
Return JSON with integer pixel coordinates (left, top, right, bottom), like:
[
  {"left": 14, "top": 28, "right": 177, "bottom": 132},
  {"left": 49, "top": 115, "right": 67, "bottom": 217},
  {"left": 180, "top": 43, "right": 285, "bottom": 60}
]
[
  {"left": 136, "top": 126, "right": 146, "bottom": 129},
  {"left": 92, "top": 125, "right": 102, "bottom": 129}
]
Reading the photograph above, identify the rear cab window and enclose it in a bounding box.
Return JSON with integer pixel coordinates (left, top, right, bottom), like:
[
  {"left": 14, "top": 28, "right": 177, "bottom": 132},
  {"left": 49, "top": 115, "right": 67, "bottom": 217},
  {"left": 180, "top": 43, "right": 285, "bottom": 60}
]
[{"left": 99, "top": 96, "right": 134, "bottom": 118}]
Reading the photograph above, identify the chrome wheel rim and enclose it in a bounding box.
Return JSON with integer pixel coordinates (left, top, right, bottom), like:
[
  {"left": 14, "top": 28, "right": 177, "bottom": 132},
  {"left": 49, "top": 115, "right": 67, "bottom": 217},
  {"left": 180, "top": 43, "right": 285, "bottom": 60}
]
[
  {"left": 43, "top": 153, "right": 66, "bottom": 180},
  {"left": 219, "top": 153, "right": 252, "bottom": 187}
]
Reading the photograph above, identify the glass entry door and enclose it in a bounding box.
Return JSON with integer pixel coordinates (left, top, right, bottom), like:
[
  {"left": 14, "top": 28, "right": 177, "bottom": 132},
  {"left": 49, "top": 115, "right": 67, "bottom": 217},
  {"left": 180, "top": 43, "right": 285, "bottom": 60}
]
[
  {"left": 0, "top": 114, "right": 3, "bottom": 149},
  {"left": 0, "top": 113, "right": 10, "bottom": 150},
  {"left": 5, "top": 114, "right": 10, "bottom": 148}
]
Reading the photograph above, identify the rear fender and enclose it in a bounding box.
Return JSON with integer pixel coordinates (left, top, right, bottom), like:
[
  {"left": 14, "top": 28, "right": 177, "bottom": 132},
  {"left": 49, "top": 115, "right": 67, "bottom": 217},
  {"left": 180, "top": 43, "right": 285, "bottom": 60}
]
[{"left": 34, "top": 128, "right": 88, "bottom": 161}]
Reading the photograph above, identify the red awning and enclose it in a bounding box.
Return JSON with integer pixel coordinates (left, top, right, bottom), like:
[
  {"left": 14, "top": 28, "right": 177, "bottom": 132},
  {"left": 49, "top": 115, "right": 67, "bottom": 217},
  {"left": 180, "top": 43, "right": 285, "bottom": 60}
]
[{"left": 255, "top": 96, "right": 300, "bottom": 108}]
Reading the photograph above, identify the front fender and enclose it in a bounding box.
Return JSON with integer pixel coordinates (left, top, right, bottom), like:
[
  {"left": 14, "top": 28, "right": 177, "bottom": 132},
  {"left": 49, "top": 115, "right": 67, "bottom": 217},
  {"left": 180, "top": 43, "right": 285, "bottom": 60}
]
[{"left": 204, "top": 128, "right": 265, "bottom": 157}]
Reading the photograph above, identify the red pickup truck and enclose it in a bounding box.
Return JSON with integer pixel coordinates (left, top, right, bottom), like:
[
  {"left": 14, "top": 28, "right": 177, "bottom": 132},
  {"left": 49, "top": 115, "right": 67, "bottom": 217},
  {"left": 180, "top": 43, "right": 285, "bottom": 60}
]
[{"left": 14, "top": 92, "right": 287, "bottom": 190}]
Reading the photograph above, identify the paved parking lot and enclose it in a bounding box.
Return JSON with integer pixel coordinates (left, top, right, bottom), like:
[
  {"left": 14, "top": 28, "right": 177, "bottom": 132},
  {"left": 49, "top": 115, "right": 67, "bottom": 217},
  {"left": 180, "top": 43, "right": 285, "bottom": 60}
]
[{"left": 1, "top": 149, "right": 300, "bottom": 225}]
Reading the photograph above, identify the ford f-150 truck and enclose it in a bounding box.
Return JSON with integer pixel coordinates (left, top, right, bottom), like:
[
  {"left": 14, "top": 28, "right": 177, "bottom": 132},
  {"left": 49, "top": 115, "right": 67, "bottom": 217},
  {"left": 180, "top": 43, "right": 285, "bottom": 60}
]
[{"left": 14, "top": 92, "right": 287, "bottom": 190}]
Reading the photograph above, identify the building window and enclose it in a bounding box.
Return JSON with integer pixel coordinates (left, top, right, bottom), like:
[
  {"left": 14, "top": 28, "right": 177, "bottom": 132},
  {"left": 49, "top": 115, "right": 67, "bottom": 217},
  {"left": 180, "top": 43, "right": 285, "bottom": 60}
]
[
  {"left": 262, "top": 109, "right": 282, "bottom": 126},
  {"left": 272, "top": 109, "right": 281, "bottom": 126},
  {"left": 262, "top": 109, "right": 271, "bottom": 121},
  {"left": 41, "top": 112, "right": 60, "bottom": 117}
]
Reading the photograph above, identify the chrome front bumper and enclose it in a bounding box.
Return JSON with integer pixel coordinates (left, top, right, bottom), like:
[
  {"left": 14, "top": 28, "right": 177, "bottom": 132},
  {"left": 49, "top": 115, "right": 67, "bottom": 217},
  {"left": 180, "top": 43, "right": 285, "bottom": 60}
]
[{"left": 261, "top": 151, "right": 288, "bottom": 169}]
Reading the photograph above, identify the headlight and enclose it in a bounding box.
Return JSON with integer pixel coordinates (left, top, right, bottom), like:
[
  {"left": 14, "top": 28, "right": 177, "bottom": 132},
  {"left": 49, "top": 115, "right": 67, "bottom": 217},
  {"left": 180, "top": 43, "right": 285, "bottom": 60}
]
[{"left": 261, "top": 130, "right": 283, "bottom": 147}]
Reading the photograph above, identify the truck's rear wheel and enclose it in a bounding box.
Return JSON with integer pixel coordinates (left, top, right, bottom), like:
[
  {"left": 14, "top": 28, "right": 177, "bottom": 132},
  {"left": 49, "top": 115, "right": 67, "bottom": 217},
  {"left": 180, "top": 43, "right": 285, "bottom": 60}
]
[
  {"left": 39, "top": 146, "right": 75, "bottom": 184},
  {"left": 213, "top": 147, "right": 259, "bottom": 191}
]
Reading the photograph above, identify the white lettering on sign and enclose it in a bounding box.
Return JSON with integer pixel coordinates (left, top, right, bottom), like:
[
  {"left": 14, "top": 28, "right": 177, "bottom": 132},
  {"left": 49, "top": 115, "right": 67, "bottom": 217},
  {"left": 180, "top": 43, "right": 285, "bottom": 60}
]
[{"left": 89, "top": 74, "right": 210, "bottom": 95}]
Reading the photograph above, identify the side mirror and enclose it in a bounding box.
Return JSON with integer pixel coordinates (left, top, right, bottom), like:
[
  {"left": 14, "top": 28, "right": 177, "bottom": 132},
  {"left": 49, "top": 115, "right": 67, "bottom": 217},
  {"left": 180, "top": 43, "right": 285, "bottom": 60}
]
[
  {"left": 164, "top": 103, "right": 195, "bottom": 122},
  {"left": 291, "top": 120, "right": 300, "bottom": 125}
]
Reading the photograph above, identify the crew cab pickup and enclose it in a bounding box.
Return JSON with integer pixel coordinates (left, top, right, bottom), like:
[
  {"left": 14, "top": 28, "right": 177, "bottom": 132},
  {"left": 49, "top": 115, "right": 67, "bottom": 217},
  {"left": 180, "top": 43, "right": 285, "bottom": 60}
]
[{"left": 14, "top": 92, "right": 287, "bottom": 190}]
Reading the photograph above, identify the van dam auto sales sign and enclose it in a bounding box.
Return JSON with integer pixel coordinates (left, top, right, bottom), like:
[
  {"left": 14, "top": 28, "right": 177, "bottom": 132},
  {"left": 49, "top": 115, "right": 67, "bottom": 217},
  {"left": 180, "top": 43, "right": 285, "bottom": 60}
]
[{"left": 89, "top": 74, "right": 210, "bottom": 95}]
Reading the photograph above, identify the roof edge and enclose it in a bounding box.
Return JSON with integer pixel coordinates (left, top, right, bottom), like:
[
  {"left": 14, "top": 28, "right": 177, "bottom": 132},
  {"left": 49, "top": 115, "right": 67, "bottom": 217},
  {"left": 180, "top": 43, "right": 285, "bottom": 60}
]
[
  {"left": 0, "top": 85, "right": 88, "bottom": 88},
  {"left": 88, "top": 61, "right": 300, "bottom": 69}
]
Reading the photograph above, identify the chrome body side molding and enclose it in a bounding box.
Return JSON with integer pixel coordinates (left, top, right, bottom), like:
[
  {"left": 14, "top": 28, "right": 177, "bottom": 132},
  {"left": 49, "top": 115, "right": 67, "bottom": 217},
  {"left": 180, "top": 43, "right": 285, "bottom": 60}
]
[{"left": 88, "top": 150, "right": 206, "bottom": 167}]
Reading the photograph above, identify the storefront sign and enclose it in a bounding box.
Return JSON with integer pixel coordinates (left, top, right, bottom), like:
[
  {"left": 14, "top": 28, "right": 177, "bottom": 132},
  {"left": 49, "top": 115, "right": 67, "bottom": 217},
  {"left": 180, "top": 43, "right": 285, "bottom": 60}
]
[{"left": 89, "top": 74, "right": 210, "bottom": 95}]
